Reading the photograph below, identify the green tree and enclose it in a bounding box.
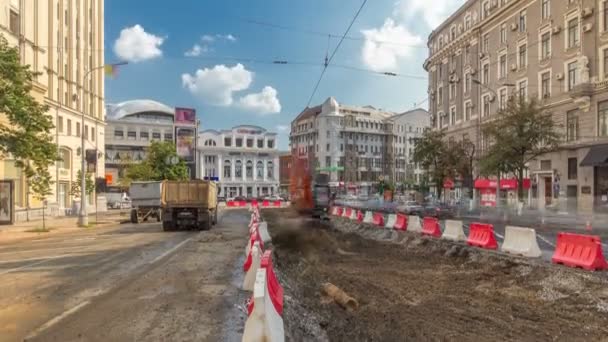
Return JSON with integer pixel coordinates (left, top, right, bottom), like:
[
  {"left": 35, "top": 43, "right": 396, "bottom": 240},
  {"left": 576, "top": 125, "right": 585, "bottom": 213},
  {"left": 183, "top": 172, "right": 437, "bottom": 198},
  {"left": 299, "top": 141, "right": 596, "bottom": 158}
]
[
  {"left": 412, "top": 130, "right": 456, "bottom": 200},
  {"left": 482, "top": 97, "right": 562, "bottom": 201},
  {"left": 70, "top": 169, "right": 95, "bottom": 199},
  {"left": 0, "top": 34, "right": 58, "bottom": 199},
  {"left": 126, "top": 141, "right": 189, "bottom": 181},
  {"left": 451, "top": 139, "right": 476, "bottom": 199}
]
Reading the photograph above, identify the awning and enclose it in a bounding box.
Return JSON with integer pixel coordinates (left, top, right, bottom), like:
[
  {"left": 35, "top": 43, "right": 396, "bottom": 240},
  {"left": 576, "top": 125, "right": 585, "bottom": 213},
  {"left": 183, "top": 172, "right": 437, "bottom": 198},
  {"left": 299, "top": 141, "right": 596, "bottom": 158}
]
[
  {"left": 580, "top": 144, "right": 608, "bottom": 167},
  {"left": 474, "top": 178, "right": 530, "bottom": 190}
]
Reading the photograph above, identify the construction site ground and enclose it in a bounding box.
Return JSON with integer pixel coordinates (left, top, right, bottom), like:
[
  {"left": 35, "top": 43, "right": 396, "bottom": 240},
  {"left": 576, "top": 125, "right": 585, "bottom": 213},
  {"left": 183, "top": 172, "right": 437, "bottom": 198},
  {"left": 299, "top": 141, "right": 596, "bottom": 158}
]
[{"left": 263, "top": 208, "right": 608, "bottom": 342}]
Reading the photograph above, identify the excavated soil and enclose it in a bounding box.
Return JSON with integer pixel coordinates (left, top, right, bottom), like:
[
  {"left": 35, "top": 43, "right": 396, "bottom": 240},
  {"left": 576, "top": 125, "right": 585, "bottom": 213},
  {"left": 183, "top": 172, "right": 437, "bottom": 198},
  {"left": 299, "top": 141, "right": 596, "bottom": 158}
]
[{"left": 263, "top": 209, "right": 608, "bottom": 342}]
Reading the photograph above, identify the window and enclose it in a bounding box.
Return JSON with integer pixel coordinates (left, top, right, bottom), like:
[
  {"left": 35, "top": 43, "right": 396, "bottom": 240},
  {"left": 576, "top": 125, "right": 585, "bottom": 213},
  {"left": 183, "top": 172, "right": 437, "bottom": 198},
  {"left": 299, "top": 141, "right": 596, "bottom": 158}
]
[
  {"left": 499, "top": 88, "right": 507, "bottom": 109},
  {"left": 246, "top": 161, "right": 253, "bottom": 178},
  {"left": 541, "top": 0, "right": 550, "bottom": 19},
  {"left": 500, "top": 24, "right": 507, "bottom": 44},
  {"left": 464, "top": 72, "right": 471, "bottom": 94},
  {"left": 541, "top": 32, "right": 551, "bottom": 59},
  {"left": 91, "top": 127, "right": 95, "bottom": 142},
  {"left": 9, "top": 10, "right": 19, "bottom": 35},
  {"left": 599, "top": 101, "right": 608, "bottom": 136},
  {"left": 224, "top": 137, "right": 232, "bottom": 147},
  {"left": 67, "top": 119, "right": 72, "bottom": 136},
  {"left": 499, "top": 54, "right": 507, "bottom": 78},
  {"left": 450, "top": 26, "right": 456, "bottom": 40},
  {"left": 483, "top": 63, "right": 489, "bottom": 84},
  {"left": 518, "top": 44, "right": 527, "bottom": 68},
  {"left": 246, "top": 139, "right": 254, "bottom": 148},
  {"left": 267, "top": 161, "right": 274, "bottom": 179},
  {"left": 267, "top": 140, "right": 274, "bottom": 149},
  {"left": 235, "top": 160, "right": 242, "bottom": 178},
  {"left": 235, "top": 138, "right": 243, "bottom": 147},
  {"left": 465, "top": 15, "right": 471, "bottom": 30},
  {"left": 449, "top": 83, "right": 456, "bottom": 100},
  {"left": 57, "top": 116, "right": 64, "bottom": 133},
  {"left": 224, "top": 160, "right": 231, "bottom": 178},
  {"left": 450, "top": 107, "right": 456, "bottom": 125},
  {"left": 568, "top": 18, "right": 579, "bottom": 48},
  {"left": 604, "top": 0, "right": 608, "bottom": 32},
  {"left": 518, "top": 80, "right": 527, "bottom": 99},
  {"left": 483, "top": 34, "right": 489, "bottom": 53},
  {"left": 464, "top": 45, "right": 470, "bottom": 64},
  {"left": 519, "top": 10, "right": 526, "bottom": 32},
  {"left": 482, "top": 1, "right": 490, "bottom": 19},
  {"left": 465, "top": 101, "right": 472, "bottom": 121},
  {"left": 76, "top": 122, "right": 81, "bottom": 137},
  {"left": 325, "top": 156, "right": 331, "bottom": 168},
  {"left": 541, "top": 71, "right": 551, "bottom": 98},
  {"left": 483, "top": 95, "right": 491, "bottom": 117},
  {"left": 140, "top": 131, "right": 149, "bottom": 141},
  {"left": 257, "top": 139, "right": 264, "bottom": 148},
  {"left": 326, "top": 143, "right": 330, "bottom": 152},
  {"left": 568, "top": 158, "right": 578, "bottom": 180},
  {"left": 540, "top": 160, "right": 552, "bottom": 171},
  {"left": 568, "top": 61, "right": 578, "bottom": 91},
  {"left": 437, "top": 86, "right": 443, "bottom": 105},
  {"left": 151, "top": 132, "right": 161, "bottom": 140},
  {"left": 566, "top": 110, "right": 579, "bottom": 141},
  {"left": 58, "top": 148, "right": 71, "bottom": 169},
  {"left": 604, "top": 48, "right": 608, "bottom": 79}
]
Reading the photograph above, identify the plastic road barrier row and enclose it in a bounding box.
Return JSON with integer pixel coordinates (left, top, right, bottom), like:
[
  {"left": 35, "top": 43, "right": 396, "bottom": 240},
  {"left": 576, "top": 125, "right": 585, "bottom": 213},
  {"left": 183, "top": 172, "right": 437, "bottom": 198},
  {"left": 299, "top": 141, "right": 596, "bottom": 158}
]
[
  {"left": 363, "top": 211, "right": 374, "bottom": 224},
  {"left": 407, "top": 215, "right": 422, "bottom": 233},
  {"left": 467, "top": 223, "right": 498, "bottom": 250},
  {"left": 257, "top": 222, "right": 272, "bottom": 244},
  {"left": 422, "top": 217, "right": 442, "bottom": 237},
  {"left": 357, "top": 210, "right": 364, "bottom": 222},
  {"left": 372, "top": 212, "right": 385, "bottom": 227},
  {"left": 441, "top": 220, "right": 466, "bottom": 242},
  {"left": 243, "top": 241, "right": 262, "bottom": 291},
  {"left": 343, "top": 208, "right": 352, "bottom": 218},
  {"left": 394, "top": 214, "right": 408, "bottom": 231},
  {"left": 501, "top": 226, "right": 542, "bottom": 258},
  {"left": 385, "top": 214, "right": 397, "bottom": 229},
  {"left": 349, "top": 209, "right": 358, "bottom": 220},
  {"left": 552, "top": 233, "right": 608, "bottom": 271},
  {"left": 242, "top": 262, "right": 285, "bottom": 342},
  {"left": 246, "top": 230, "right": 265, "bottom": 258}
]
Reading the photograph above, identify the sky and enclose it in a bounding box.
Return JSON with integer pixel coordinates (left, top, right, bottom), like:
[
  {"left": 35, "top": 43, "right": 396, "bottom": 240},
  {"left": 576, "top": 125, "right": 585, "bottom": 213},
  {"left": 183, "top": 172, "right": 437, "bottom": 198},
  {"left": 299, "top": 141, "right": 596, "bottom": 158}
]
[{"left": 104, "top": 0, "right": 466, "bottom": 150}]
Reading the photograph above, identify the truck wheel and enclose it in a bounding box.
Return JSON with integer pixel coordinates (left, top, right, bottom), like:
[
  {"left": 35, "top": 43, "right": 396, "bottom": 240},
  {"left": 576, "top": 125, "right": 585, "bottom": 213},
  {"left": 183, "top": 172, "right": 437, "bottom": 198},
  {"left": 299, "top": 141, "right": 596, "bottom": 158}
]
[
  {"left": 212, "top": 209, "right": 218, "bottom": 225},
  {"left": 162, "top": 221, "right": 173, "bottom": 231},
  {"left": 130, "top": 210, "right": 138, "bottom": 224}
]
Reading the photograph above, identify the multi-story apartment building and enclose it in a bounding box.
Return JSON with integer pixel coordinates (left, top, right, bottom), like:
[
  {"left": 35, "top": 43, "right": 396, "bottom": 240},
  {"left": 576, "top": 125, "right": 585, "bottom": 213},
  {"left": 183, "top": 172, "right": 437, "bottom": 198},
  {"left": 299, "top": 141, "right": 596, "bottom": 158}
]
[
  {"left": 425, "top": 0, "right": 608, "bottom": 212},
  {"left": 290, "top": 97, "right": 429, "bottom": 195},
  {"left": 0, "top": 0, "right": 104, "bottom": 222},
  {"left": 197, "top": 125, "right": 279, "bottom": 198},
  {"left": 105, "top": 100, "right": 178, "bottom": 185},
  {"left": 278, "top": 151, "right": 292, "bottom": 196}
]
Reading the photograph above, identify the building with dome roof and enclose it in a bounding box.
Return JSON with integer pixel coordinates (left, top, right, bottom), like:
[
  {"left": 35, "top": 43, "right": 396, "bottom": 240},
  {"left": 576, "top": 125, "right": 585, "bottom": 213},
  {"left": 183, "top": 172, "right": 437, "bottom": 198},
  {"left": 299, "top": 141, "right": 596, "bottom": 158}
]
[{"left": 104, "top": 99, "right": 198, "bottom": 185}]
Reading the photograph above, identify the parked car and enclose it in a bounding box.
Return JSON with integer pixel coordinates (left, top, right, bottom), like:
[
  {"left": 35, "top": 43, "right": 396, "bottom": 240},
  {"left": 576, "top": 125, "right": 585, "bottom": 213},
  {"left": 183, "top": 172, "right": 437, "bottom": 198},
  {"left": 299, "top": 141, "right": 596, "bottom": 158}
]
[
  {"left": 397, "top": 201, "right": 424, "bottom": 216},
  {"left": 422, "top": 202, "right": 456, "bottom": 219},
  {"left": 217, "top": 196, "right": 226, "bottom": 203}
]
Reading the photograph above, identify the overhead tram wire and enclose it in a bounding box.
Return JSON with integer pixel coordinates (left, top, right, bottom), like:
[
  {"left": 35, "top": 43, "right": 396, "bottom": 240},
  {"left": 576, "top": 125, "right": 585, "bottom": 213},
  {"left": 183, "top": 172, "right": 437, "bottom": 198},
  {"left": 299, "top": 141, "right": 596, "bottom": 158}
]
[{"left": 305, "top": 0, "right": 369, "bottom": 108}]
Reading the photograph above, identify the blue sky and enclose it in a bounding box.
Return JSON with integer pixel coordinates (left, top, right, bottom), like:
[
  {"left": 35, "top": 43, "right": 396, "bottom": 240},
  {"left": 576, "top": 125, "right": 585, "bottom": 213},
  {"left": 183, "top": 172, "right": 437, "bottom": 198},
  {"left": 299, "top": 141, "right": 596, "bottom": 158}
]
[{"left": 104, "top": 0, "right": 465, "bottom": 149}]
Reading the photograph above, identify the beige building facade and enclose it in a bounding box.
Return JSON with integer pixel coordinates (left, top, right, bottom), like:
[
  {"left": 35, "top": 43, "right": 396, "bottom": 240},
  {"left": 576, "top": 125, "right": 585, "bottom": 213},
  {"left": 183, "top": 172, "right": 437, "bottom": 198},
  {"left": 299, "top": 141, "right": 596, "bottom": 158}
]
[
  {"left": 425, "top": 0, "right": 608, "bottom": 213},
  {"left": 0, "top": 0, "right": 105, "bottom": 222}
]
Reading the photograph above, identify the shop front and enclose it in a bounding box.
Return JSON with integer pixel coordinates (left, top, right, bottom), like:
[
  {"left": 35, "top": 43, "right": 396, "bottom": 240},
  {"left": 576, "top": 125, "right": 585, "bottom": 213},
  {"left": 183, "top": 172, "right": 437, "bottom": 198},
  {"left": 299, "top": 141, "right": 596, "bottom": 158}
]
[{"left": 474, "top": 178, "right": 531, "bottom": 207}]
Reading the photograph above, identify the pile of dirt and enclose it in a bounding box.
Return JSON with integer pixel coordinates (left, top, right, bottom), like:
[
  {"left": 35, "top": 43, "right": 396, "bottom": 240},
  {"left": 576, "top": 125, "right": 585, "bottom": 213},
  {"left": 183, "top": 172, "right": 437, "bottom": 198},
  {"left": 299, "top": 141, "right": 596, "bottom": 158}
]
[{"left": 262, "top": 209, "right": 608, "bottom": 341}]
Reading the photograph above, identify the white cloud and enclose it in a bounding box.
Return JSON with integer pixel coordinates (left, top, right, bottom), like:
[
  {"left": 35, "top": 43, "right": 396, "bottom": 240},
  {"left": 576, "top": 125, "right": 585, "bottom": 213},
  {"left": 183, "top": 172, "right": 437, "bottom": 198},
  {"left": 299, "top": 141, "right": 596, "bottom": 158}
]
[
  {"left": 200, "top": 34, "right": 236, "bottom": 43},
  {"left": 201, "top": 34, "right": 215, "bottom": 43},
  {"left": 394, "top": 0, "right": 465, "bottom": 28},
  {"left": 238, "top": 86, "right": 281, "bottom": 115},
  {"left": 113, "top": 24, "right": 164, "bottom": 63},
  {"left": 184, "top": 44, "right": 208, "bottom": 57},
  {"left": 361, "top": 18, "right": 423, "bottom": 71},
  {"left": 219, "top": 34, "right": 237, "bottom": 42},
  {"left": 276, "top": 125, "right": 289, "bottom": 132},
  {"left": 181, "top": 64, "right": 253, "bottom": 106}
]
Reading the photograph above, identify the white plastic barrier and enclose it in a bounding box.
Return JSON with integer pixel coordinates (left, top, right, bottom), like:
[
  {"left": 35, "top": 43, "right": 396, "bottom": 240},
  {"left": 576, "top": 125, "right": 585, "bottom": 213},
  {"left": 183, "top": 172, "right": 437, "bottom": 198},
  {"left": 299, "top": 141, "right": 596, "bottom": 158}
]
[
  {"left": 407, "top": 215, "right": 422, "bottom": 233},
  {"left": 349, "top": 210, "right": 358, "bottom": 220},
  {"left": 258, "top": 221, "right": 272, "bottom": 244},
  {"left": 242, "top": 269, "right": 285, "bottom": 342},
  {"left": 501, "top": 226, "right": 542, "bottom": 258},
  {"left": 442, "top": 220, "right": 467, "bottom": 241},
  {"left": 243, "top": 241, "right": 262, "bottom": 291},
  {"left": 342, "top": 209, "right": 350, "bottom": 218},
  {"left": 331, "top": 207, "right": 339, "bottom": 216},
  {"left": 385, "top": 214, "right": 397, "bottom": 229},
  {"left": 363, "top": 211, "right": 374, "bottom": 224}
]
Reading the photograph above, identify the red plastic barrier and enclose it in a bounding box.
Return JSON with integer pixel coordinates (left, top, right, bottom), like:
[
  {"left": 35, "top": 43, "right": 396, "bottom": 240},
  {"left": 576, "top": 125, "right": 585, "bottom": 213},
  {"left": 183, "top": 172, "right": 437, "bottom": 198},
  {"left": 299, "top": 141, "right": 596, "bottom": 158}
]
[
  {"left": 273, "top": 200, "right": 281, "bottom": 207},
  {"left": 260, "top": 250, "right": 284, "bottom": 315},
  {"left": 422, "top": 217, "right": 442, "bottom": 238},
  {"left": 357, "top": 210, "right": 364, "bottom": 222},
  {"left": 394, "top": 214, "right": 408, "bottom": 231},
  {"left": 227, "top": 201, "right": 236, "bottom": 207},
  {"left": 251, "top": 200, "right": 258, "bottom": 207},
  {"left": 552, "top": 233, "right": 608, "bottom": 271},
  {"left": 248, "top": 231, "right": 264, "bottom": 254},
  {"left": 372, "top": 212, "right": 385, "bottom": 227},
  {"left": 262, "top": 200, "right": 270, "bottom": 207},
  {"left": 336, "top": 207, "right": 344, "bottom": 217},
  {"left": 467, "top": 223, "right": 498, "bottom": 249},
  {"left": 239, "top": 200, "right": 247, "bottom": 207},
  {"left": 344, "top": 208, "right": 352, "bottom": 218}
]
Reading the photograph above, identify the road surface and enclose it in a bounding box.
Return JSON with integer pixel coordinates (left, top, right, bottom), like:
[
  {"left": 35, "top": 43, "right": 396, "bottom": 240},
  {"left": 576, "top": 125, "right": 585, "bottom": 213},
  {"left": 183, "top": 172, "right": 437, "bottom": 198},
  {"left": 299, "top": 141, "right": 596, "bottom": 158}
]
[{"left": 0, "top": 209, "right": 249, "bottom": 342}]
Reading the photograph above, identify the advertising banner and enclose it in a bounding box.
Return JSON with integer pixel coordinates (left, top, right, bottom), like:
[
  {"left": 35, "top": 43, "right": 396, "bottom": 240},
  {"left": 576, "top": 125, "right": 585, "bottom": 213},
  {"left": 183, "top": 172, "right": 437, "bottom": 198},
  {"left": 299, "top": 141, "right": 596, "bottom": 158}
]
[
  {"left": 176, "top": 127, "right": 196, "bottom": 162},
  {"left": 175, "top": 107, "right": 196, "bottom": 125}
]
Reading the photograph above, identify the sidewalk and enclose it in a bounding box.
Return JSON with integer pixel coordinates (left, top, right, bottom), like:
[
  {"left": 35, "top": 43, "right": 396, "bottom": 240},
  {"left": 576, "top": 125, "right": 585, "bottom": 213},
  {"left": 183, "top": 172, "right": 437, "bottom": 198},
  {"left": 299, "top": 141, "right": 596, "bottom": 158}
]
[{"left": 0, "top": 210, "right": 128, "bottom": 244}]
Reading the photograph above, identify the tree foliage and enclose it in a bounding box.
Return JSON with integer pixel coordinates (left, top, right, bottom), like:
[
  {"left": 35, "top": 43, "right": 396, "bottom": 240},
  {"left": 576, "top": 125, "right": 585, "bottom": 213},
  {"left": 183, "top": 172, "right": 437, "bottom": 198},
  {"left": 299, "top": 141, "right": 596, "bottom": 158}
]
[
  {"left": 412, "top": 130, "right": 456, "bottom": 199},
  {"left": 70, "top": 169, "right": 95, "bottom": 198},
  {"left": 125, "top": 141, "right": 189, "bottom": 183},
  {"left": 0, "top": 34, "right": 58, "bottom": 199},
  {"left": 481, "top": 97, "right": 562, "bottom": 201}
]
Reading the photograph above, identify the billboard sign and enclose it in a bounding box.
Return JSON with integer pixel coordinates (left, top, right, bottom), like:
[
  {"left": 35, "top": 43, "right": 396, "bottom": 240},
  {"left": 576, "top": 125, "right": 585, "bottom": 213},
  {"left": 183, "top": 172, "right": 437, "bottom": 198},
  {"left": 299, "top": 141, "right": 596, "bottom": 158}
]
[
  {"left": 175, "top": 126, "right": 196, "bottom": 162},
  {"left": 175, "top": 107, "right": 196, "bottom": 125}
]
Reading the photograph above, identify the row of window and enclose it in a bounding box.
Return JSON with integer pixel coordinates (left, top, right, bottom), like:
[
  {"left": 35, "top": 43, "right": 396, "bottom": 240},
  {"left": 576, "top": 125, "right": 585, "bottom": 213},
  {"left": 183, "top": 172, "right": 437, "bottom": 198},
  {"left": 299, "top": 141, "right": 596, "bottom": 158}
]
[
  {"left": 222, "top": 160, "right": 275, "bottom": 179},
  {"left": 324, "top": 157, "right": 418, "bottom": 170},
  {"left": 56, "top": 116, "right": 95, "bottom": 141},
  {"left": 113, "top": 128, "right": 173, "bottom": 142},
  {"left": 222, "top": 137, "right": 275, "bottom": 149}
]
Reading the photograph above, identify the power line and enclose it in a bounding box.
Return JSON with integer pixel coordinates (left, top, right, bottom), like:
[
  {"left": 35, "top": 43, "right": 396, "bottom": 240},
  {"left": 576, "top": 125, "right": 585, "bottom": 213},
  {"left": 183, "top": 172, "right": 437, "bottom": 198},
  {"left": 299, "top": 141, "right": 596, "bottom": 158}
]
[{"left": 305, "top": 0, "right": 369, "bottom": 108}]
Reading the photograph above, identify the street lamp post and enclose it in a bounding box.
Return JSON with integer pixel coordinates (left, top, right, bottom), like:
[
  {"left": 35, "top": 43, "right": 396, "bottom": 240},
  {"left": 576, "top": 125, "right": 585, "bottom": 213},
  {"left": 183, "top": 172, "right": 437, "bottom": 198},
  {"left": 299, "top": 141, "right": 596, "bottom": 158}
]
[{"left": 78, "top": 62, "right": 127, "bottom": 227}]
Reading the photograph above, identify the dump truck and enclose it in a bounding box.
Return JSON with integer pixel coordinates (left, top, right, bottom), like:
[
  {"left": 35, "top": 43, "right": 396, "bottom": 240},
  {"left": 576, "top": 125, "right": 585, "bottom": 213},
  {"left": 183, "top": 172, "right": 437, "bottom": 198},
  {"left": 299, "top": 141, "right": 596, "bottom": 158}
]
[
  {"left": 129, "top": 181, "right": 163, "bottom": 223},
  {"left": 161, "top": 180, "right": 218, "bottom": 231}
]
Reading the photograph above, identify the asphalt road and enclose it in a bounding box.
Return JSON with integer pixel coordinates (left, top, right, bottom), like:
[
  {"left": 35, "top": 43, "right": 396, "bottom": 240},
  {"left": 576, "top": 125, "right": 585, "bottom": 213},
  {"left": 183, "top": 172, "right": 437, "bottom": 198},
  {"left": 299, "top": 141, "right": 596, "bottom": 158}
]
[{"left": 0, "top": 209, "right": 250, "bottom": 342}]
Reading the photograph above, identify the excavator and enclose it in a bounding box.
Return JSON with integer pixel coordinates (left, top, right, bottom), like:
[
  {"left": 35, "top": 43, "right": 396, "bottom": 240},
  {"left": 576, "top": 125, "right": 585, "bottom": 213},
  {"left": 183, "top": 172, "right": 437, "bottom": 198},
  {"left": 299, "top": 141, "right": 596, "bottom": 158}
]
[{"left": 290, "top": 156, "right": 331, "bottom": 219}]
